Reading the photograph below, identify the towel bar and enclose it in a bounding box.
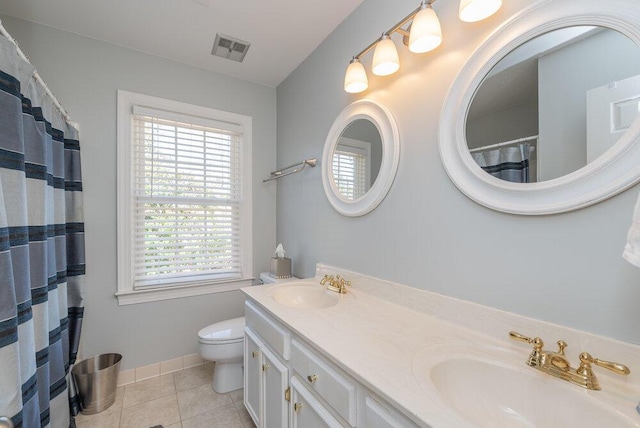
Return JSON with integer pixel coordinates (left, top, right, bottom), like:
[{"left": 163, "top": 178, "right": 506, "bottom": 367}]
[{"left": 263, "top": 158, "right": 317, "bottom": 183}]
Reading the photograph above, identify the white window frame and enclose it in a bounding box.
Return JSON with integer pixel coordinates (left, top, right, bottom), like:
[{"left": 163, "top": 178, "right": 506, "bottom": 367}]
[{"left": 116, "top": 90, "right": 253, "bottom": 305}]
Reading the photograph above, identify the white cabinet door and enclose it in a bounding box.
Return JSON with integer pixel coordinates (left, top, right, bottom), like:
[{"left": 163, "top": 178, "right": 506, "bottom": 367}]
[
  {"left": 290, "top": 377, "right": 344, "bottom": 428},
  {"left": 244, "top": 328, "right": 262, "bottom": 426},
  {"left": 262, "top": 345, "right": 289, "bottom": 428}
]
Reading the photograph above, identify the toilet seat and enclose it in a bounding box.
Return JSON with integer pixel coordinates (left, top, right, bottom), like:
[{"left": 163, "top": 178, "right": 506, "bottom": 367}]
[{"left": 198, "top": 316, "right": 245, "bottom": 345}]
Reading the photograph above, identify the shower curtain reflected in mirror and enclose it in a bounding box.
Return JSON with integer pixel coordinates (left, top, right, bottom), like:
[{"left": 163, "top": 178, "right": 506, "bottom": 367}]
[
  {"left": 472, "top": 142, "right": 533, "bottom": 183},
  {"left": 0, "top": 36, "right": 85, "bottom": 427}
]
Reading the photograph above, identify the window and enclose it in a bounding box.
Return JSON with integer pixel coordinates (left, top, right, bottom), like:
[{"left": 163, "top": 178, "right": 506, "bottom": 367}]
[
  {"left": 332, "top": 138, "right": 371, "bottom": 200},
  {"left": 117, "top": 91, "right": 252, "bottom": 305}
]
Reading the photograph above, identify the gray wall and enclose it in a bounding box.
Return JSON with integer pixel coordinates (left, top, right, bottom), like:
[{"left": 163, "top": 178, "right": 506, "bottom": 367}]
[
  {"left": 1, "top": 15, "right": 277, "bottom": 370},
  {"left": 276, "top": 0, "right": 640, "bottom": 344},
  {"left": 466, "top": 101, "right": 538, "bottom": 150},
  {"left": 538, "top": 29, "right": 640, "bottom": 180}
]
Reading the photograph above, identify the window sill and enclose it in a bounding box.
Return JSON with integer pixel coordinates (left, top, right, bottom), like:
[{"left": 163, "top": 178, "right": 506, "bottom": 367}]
[{"left": 115, "top": 277, "right": 255, "bottom": 306}]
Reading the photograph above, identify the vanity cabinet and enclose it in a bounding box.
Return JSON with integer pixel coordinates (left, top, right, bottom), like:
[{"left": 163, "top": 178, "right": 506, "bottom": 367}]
[
  {"left": 244, "top": 300, "right": 420, "bottom": 428},
  {"left": 244, "top": 301, "right": 290, "bottom": 428}
]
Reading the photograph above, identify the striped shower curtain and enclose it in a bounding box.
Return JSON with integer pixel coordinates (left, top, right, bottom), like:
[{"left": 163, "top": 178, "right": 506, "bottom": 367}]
[
  {"left": 0, "top": 36, "right": 85, "bottom": 427},
  {"left": 471, "top": 142, "right": 532, "bottom": 183}
]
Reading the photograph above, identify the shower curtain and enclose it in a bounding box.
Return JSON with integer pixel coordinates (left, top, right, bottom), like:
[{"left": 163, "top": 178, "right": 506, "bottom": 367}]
[
  {"left": 0, "top": 35, "right": 85, "bottom": 427},
  {"left": 471, "top": 142, "right": 532, "bottom": 183}
]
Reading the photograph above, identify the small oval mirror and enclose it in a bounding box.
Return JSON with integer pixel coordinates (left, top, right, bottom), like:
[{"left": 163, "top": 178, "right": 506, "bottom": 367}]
[{"left": 322, "top": 100, "right": 399, "bottom": 216}]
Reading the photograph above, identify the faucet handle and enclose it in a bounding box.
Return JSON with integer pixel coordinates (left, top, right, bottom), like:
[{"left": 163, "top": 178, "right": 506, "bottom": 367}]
[
  {"left": 333, "top": 275, "right": 351, "bottom": 293},
  {"left": 556, "top": 340, "right": 567, "bottom": 355},
  {"left": 509, "top": 331, "right": 544, "bottom": 350},
  {"left": 337, "top": 276, "right": 351, "bottom": 287},
  {"left": 510, "top": 331, "right": 546, "bottom": 368},
  {"left": 578, "top": 352, "right": 630, "bottom": 376}
]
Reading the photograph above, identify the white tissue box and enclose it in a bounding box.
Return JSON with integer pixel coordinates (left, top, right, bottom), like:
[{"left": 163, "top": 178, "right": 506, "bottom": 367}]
[{"left": 270, "top": 257, "right": 292, "bottom": 278}]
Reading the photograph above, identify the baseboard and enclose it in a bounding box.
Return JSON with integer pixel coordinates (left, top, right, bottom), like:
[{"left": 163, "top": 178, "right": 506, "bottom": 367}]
[{"left": 117, "top": 353, "right": 205, "bottom": 387}]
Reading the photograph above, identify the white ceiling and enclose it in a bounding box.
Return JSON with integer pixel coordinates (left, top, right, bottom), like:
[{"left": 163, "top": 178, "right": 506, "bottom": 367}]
[{"left": 0, "top": 0, "right": 364, "bottom": 87}]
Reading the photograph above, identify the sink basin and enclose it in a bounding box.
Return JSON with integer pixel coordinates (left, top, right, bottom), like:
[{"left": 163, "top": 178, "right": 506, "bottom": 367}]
[
  {"left": 413, "top": 344, "right": 638, "bottom": 428},
  {"left": 268, "top": 282, "right": 343, "bottom": 309}
]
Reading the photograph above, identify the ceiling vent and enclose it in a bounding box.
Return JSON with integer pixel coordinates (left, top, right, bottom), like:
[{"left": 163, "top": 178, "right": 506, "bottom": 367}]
[{"left": 212, "top": 34, "right": 251, "bottom": 63}]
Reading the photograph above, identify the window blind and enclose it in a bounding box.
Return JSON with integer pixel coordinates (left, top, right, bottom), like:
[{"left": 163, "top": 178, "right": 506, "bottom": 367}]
[
  {"left": 332, "top": 150, "right": 367, "bottom": 199},
  {"left": 131, "top": 108, "right": 243, "bottom": 289}
]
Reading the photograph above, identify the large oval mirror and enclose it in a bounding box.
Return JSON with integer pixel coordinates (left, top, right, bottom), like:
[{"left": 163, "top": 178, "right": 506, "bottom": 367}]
[
  {"left": 466, "top": 26, "right": 640, "bottom": 184},
  {"left": 322, "top": 100, "right": 399, "bottom": 216},
  {"left": 439, "top": 0, "right": 640, "bottom": 214}
]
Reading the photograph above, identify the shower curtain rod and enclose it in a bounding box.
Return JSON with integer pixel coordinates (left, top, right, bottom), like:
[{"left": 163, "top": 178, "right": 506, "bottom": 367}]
[
  {"left": 0, "top": 20, "right": 78, "bottom": 130},
  {"left": 469, "top": 135, "right": 538, "bottom": 153}
]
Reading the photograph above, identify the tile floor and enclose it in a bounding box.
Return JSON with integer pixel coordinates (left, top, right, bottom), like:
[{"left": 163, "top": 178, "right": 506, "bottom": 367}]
[{"left": 75, "top": 362, "right": 256, "bottom": 428}]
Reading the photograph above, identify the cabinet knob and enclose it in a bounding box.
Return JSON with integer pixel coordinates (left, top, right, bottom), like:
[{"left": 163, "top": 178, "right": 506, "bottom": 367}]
[
  {"left": 252, "top": 351, "right": 258, "bottom": 358},
  {"left": 262, "top": 363, "right": 270, "bottom": 371},
  {"left": 294, "top": 402, "right": 304, "bottom": 412},
  {"left": 307, "top": 374, "right": 317, "bottom": 383}
]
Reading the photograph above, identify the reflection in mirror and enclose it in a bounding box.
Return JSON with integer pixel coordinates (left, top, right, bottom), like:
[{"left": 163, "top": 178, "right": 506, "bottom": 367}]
[
  {"left": 466, "top": 26, "right": 640, "bottom": 183},
  {"left": 332, "top": 119, "right": 383, "bottom": 200}
]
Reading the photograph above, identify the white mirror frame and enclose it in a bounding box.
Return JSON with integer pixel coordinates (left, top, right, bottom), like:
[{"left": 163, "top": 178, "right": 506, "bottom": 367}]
[
  {"left": 322, "top": 100, "right": 400, "bottom": 217},
  {"left": 439, "top": 0, "right": 640, "bottom": 215}
]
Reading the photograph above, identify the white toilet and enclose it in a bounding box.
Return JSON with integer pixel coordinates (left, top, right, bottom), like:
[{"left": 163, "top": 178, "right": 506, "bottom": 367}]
[
  {"left": 198, "top": 316, "right": 246, "bottom": 393},
  {"left": 198, "top": 273, "right": 296, "bottom": 393}
]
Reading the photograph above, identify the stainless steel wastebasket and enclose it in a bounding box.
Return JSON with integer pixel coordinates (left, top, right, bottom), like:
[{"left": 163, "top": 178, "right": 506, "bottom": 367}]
[{"left": 71, "top": 353, "right": 122, "bottom": 414}]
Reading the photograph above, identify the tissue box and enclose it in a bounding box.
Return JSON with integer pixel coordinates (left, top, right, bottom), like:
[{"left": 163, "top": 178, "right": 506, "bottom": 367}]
[{"left": 270, "top": 257, "right": 292, "bottom": 279}]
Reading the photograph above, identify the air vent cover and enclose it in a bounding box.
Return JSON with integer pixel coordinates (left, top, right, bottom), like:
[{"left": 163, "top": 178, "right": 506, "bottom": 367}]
[{"left": 212, "top": 34, "right": 251, "bottom": 62}]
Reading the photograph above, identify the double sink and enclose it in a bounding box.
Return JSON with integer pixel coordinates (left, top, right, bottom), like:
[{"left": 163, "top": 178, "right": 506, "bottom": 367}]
[{"left": 264, "top": 280, "right": 639, "bottom": 427}]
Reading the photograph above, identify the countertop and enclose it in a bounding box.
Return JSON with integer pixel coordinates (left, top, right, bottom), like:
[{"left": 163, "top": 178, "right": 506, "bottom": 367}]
[{"left": 241, "top": 263, "right": 640, "bottom": 427}]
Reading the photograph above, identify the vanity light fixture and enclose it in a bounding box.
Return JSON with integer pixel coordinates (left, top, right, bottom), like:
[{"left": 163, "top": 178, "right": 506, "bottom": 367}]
[
  {"left": 344, "top": 58, "right": 368, "bottom": 93},
  {"left": 408, "top": 2, "right": 443, "bottom": 53},
  {"left": 459, "top": 0, "right": 503, "bottom": 23},
  {"left": 344, "top": 0, "right": 501, "bottom": 93},
  {"left": 372, "top": 34, "right": 400, "bottom": 76}
]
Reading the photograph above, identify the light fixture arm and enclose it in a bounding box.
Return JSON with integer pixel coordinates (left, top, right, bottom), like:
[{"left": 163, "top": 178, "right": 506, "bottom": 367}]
[
  {"left": 353, "top": 0, "right": 434, "bottom": 60},
  {"left": 344, "top": 0, "right": 501, "bottom": 93}
]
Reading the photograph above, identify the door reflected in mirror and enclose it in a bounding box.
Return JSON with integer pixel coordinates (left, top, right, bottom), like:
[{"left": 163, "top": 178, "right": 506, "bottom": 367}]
[
  {"left": 332, "top": 119, "right": 383, "bottom": 200},
  {"left": 466, "top": 26, "right": 640, "bottom": 183}
]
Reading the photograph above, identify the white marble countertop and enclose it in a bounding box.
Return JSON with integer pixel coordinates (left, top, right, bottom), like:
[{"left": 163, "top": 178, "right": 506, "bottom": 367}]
[{"left": 241, "top": 264, "right": 640, "bottom": 427}]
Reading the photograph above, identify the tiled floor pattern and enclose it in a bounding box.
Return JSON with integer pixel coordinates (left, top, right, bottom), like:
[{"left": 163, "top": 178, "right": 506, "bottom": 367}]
[{"left": 75, "top": 363, "right": 256, "bottom": 428}]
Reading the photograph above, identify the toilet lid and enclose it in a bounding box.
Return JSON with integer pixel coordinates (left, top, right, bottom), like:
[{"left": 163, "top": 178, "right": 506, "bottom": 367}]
[{"left": 198, "top": 316, "right": 245, "bottom": 344}]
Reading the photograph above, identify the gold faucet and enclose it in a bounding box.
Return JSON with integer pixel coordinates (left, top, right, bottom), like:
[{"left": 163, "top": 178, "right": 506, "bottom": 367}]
[
  {"left": 509, "top": 331, "right": 630, "bottom": 390},
  {"left": 320, "top": 274, "right": 351, "bottom": 294}
]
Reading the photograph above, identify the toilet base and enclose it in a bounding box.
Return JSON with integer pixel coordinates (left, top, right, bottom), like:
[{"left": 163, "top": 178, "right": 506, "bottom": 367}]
[{"left": 212, "top": 361, "right": 243, "bottom": 393}]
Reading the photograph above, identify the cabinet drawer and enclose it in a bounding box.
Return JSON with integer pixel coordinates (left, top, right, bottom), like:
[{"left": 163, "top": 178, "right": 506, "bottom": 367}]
[
  {"left": 364, "top": 395, "right": 419, "bottom": 428},
  {"left": 291, "top": 339, "right": 356, "bottom": 426},
  {"left": 245, "top": 300, "right": 290, "bottom": 359},
  {"left": 290, "top": 376, "right": 344, "bottom": 428}
]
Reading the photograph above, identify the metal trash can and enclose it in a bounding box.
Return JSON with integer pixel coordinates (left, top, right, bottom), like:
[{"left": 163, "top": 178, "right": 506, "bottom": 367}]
[{"left": 71, "top": 353, "right": 122, "bottom": 414}]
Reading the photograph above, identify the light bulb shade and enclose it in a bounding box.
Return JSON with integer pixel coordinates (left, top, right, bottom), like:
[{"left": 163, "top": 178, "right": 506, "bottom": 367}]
[
  {"left": 408, "top": 5, "right": 443, "bottom": 53},
  {"left": 459, "top": 0, "right": 502, "bottom": 22},
  {"left": 372, "top": 36, "right": 400, "bottom": 76},
  {"left": 344, "top": 59, "right": 368, "bottom": 93}
]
